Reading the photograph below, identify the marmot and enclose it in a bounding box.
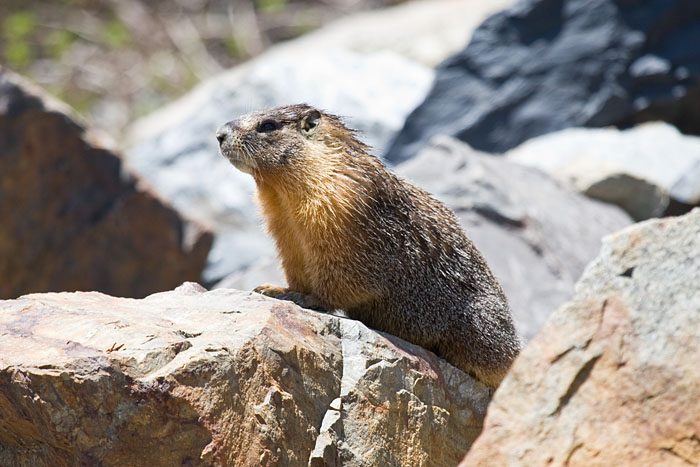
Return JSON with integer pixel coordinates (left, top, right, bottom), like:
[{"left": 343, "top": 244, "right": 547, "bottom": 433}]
[{"left": 216, "top": 104, "right": 520, "bottom": 388}]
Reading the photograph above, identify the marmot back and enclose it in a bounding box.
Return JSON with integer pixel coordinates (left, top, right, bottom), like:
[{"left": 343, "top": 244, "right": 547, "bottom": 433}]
[{"left": 216, "top": 104, "right": 520, "bottom": 388}]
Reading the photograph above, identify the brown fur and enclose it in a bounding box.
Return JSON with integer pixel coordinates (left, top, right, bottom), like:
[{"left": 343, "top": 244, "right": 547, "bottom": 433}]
[{"left": 216, "top": 104, "right": 520, "bottom": 387}]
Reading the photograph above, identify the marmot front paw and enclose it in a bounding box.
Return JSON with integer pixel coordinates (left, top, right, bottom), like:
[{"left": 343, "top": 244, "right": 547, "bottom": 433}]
[{"left": 253, "top": 285, "right": 328, "bottom": 312}]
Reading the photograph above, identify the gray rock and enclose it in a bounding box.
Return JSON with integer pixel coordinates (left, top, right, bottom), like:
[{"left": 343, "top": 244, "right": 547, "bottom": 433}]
[
  {"left": 463, "top": 208, "right": 700, "bottom": 466},
  {"left": 286, "top": 0, "right": 515, "bottom": 67},
  {"left": 508, "top": 122, "right": 700, "bottom": 220},
  {"left": 385, "top": 0, "right": 700, "bottom": 163},
  {"left": 581, "top": 173, "right": 669, "bottom": 222},
  {"left": 125, "top": 48, "right": 433, "bottom": 283},
  {"left": 671, "top": 159, "right": 700, "bottom": 205},
  {"left": 396, "top": 136, "right": 632, "bottom": 341},
  {"left": 213, "top": 254, "right": 285, "bottom": 292}
]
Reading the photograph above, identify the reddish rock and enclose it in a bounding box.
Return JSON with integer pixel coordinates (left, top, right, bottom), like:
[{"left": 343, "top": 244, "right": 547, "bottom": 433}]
[
  {"left": 462, "top": 209, "right": 700, "bottom": 467},
  {"left": 0, "top": 283, "right": 490, "bottom": 466},
  {"left": 0, "top": 68, "right": 212, "bottom": 299}
]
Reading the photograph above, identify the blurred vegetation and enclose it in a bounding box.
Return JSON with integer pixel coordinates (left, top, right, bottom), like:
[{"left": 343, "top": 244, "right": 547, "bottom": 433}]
[
  {"left": 0, "top": 0, "right": 405, "bottom": 139},
  {"left": 3, "top": 11, "right": 38, "bottom": 67}
]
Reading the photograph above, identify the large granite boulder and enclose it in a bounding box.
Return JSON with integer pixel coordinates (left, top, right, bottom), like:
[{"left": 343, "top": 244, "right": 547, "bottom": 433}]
[
  {"left": 462, "top": 209, "right": 700, "bottom": 466},
  {"left": 0, "top": 283, "right": 490, "bottom": 466},
  {"left": 508, "top": 122, "right": 700, "bottom": 220},
  {"left": 386, "top": 0, "right": 700, "bottom": 163},
  {"left": 396, "top": 136, "right": 632, "bottom": 341},
  {"left": 125, "top": 48, "right": 433, "bottom": 283},
  {"left": 0, "top": 68, "right": 212, "bottom": 299}
]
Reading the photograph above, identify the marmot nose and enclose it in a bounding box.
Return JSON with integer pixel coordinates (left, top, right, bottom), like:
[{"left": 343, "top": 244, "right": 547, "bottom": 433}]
[
  {"left": 216, "top": 126, "right": 229, "bottom": 146},
  {"left": 216, "top": 121, "right": 239, "bottom": 146},
  {"left": 216, "top": 120, "right": 240, "bottom": 145}
]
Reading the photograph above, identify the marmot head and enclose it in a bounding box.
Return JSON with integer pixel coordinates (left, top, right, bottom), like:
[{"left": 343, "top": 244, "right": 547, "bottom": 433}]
[
  {"left": 217, "top": 104, "right": 321, "bottom": 175},
  {"left": 216, "top": 104, "right": 368, "bottom": 178}
]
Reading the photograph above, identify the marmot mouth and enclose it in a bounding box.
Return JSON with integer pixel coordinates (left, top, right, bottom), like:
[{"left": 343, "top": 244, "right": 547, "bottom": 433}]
[{"left": 221, "top": 148, "right": 257, "bottom": 175}]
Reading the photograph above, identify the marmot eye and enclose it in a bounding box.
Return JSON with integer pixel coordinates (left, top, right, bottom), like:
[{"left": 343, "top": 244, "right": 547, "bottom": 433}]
[{"left": 258, "top": 120, "right": 279, "bottom": 133}]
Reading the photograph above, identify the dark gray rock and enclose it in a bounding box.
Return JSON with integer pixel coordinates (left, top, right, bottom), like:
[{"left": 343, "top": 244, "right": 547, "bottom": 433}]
[
  {"left": 385, "top": 0, "right": 700, "bottom": 163},
  {"left": 396, "top": 136, "right": 632, "bottom": 341}
]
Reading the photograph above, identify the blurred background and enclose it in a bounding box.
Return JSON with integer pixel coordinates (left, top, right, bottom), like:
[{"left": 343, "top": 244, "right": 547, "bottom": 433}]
[
  {"left": 0, "top": 0, "right": 408, "bottom": 138},
  {"left": 1, "top": 0, "right": 699, "bottom": 342}
]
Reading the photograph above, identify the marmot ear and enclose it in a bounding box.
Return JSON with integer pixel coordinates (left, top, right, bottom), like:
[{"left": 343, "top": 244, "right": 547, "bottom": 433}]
[{"left": 300, "top": 110, "right": 321, "bottom": 135}]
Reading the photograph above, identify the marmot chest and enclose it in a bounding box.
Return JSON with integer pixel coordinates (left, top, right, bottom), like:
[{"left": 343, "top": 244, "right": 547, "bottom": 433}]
[{"left": 264, "top": 192, "right": 372, "bottom": 305}]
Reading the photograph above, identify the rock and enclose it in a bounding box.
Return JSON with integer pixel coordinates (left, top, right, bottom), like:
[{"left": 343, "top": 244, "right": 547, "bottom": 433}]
[
  {"left": 508, "top": 123, "right": 700, "bottom": 220},
  {"left": 125, "top": 48, "right": 433, "bottom": 284},
  {"left": 0, "top": 68, "right": 212, "bottom": 300},
  {"left": 0, "top": 283, "right": 490, "bottom": 466},
  {"left": 287, "top": 0, "right": 516, "bottom": 67},
  {"left": 214, "top": 254, "right": 286, "bottom": 293},
  {"left": 385, "top": 0, "right": 700, "bottom": 163},
  {"left": 462, "top": 209, "right": 700, "bottom": 466},
  {"left": 396, "top": 136, "right": 632, "bottom": 341},
  {"left": 581, "top": 173, "right": 669, "bottom": 222}
]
